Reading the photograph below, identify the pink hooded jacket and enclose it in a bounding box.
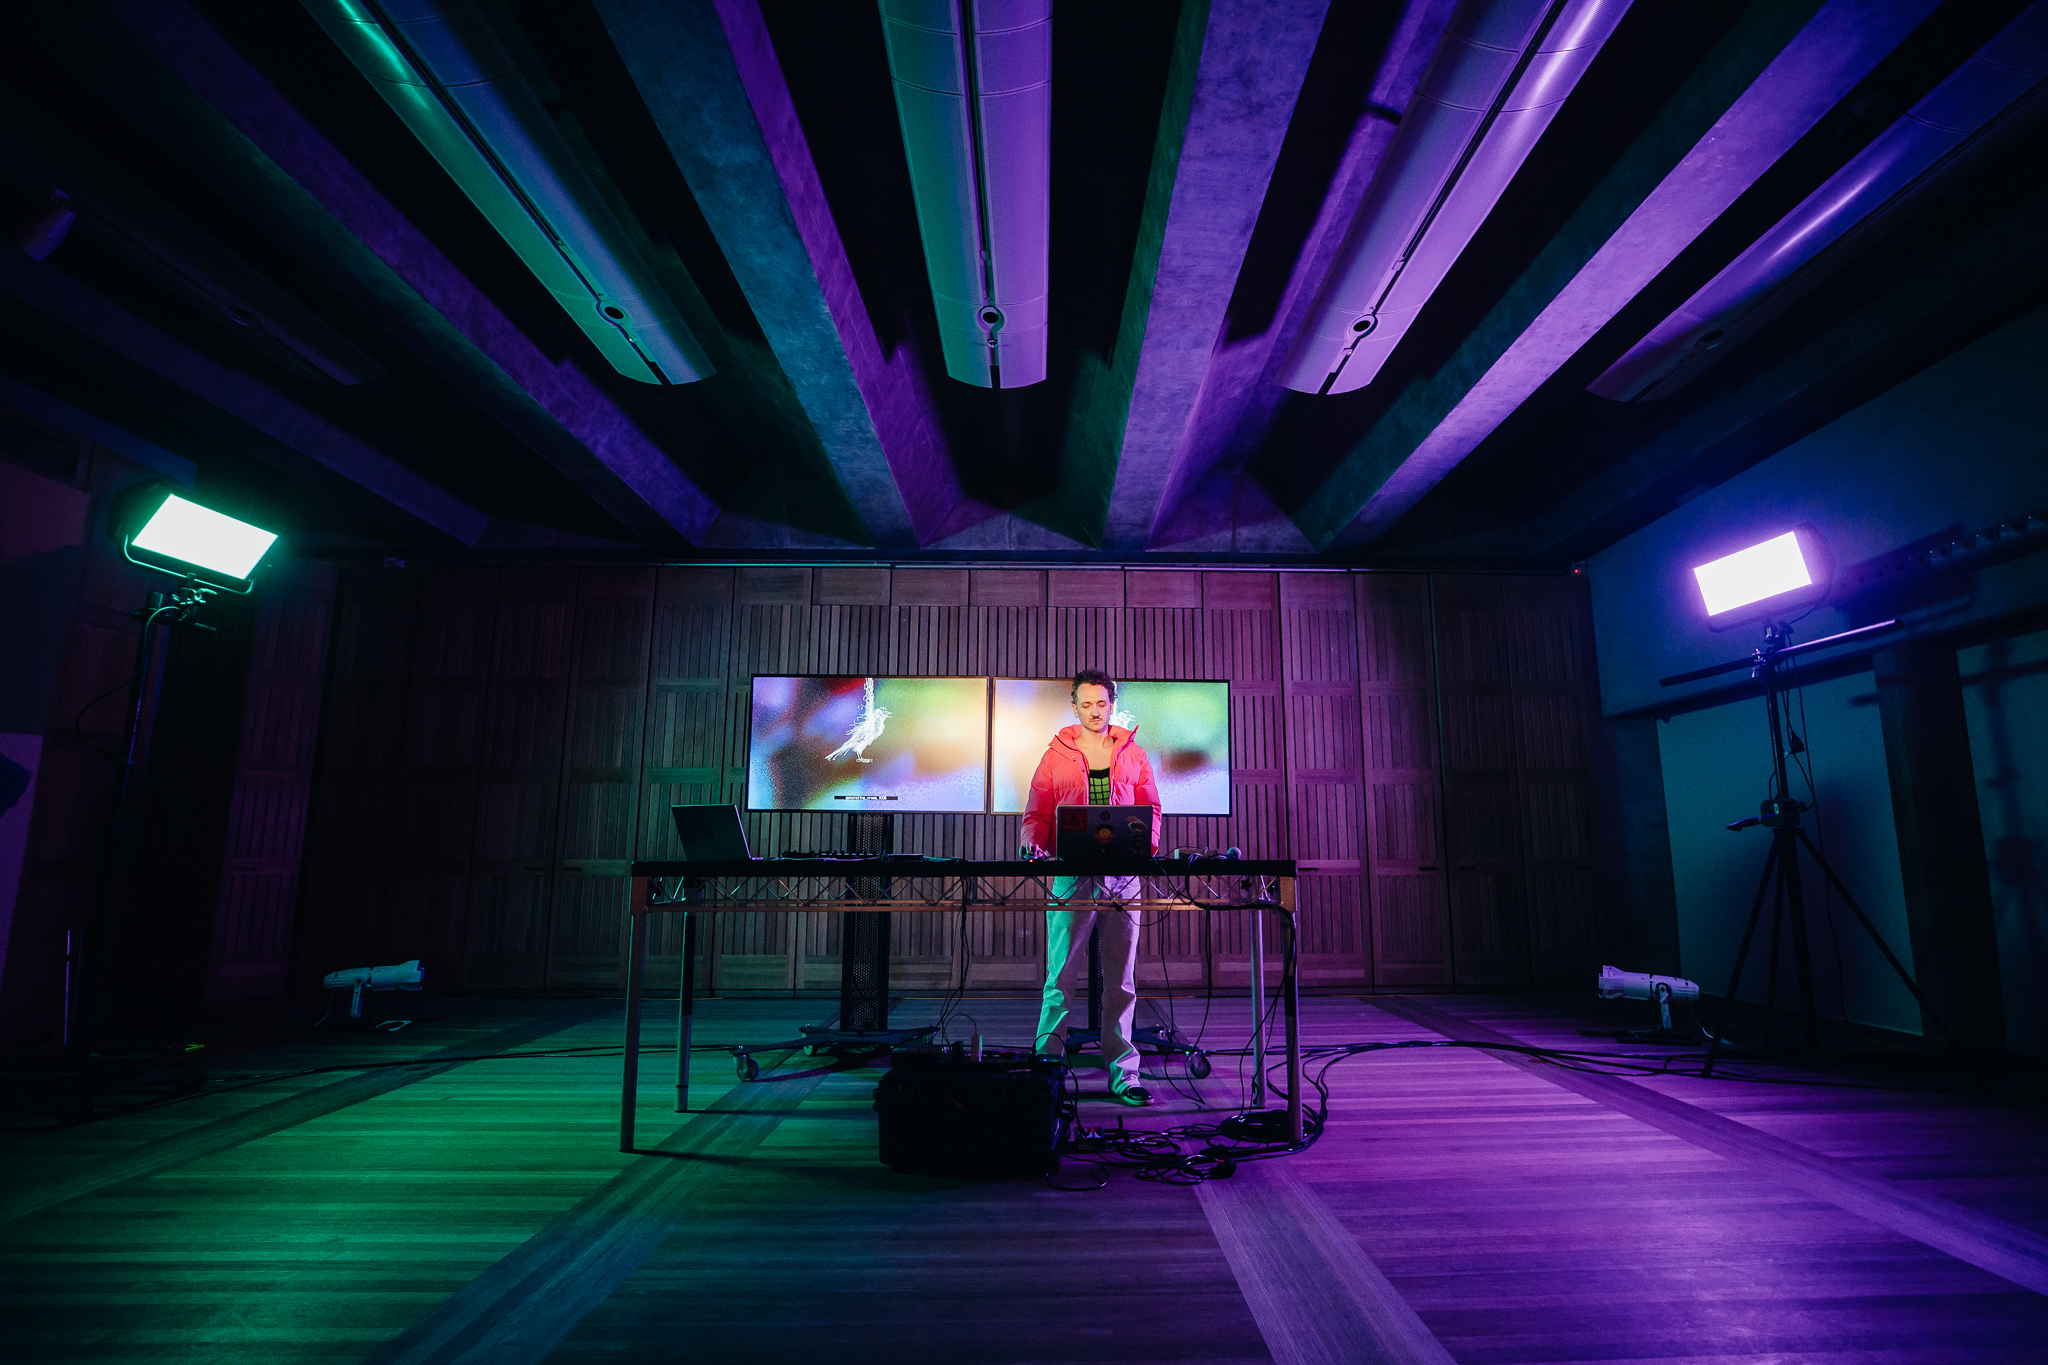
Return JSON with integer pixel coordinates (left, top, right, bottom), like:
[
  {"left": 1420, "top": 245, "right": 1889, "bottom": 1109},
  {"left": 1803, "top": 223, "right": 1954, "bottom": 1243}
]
[{"left": 1020, "top": 724, "right": 1162, "bottom": 857}]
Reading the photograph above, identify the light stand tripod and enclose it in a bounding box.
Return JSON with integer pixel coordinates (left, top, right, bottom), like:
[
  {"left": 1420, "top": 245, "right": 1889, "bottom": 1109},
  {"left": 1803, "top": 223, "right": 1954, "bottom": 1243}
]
[
  {"left": 68, "top": 577, "right": 223, "bottom": 1050},
  {"left": 1663, "top": 619, "right": 1952, "bottom": 1076}
]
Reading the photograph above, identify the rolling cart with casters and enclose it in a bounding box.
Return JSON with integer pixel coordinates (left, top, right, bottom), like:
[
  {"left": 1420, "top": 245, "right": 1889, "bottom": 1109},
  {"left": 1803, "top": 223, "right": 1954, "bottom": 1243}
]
[{"left": 729, "top": 1023, "right": 939, "bottom": 1081}]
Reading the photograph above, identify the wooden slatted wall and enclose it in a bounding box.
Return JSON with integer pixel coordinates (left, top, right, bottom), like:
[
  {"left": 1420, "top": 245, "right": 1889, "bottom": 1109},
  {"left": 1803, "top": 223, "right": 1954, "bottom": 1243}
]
[
  {"left": 1281, "top": 573, "right": 1368, "bottom": 988},
  {"left": 205, "top": 562, "right": 336, "bottom": 1000},
  {"left": 290, "top": 568, "right": 1604, "bottom": 996},
  {"left": 393, "top": 567, "right": 494, "bottom": 987},
  {"left": 1435, "top": 575, "right": 1528, "bottom": 985},
  {"left": 1358, "top": 575, "right": 1451, "bottom": 986},
  {"left": 1508, "top": 576, "right": 1602, "bottom": 983},
  {"left": 295, "top": 570, "right": 416, "bottom": 990}
]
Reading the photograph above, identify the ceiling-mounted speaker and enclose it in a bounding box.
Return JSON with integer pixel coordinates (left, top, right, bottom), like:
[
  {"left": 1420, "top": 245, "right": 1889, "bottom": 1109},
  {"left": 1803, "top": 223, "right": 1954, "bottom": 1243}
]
[
  {"left": 1588, "top": 2, "right": 2048, "bottom": 402},
  {"left": 881, "top": 0, "right": 1051, "bottom": 389},
  {"left": 1280, "top": 0, "right": 1632, "bottom": 396},
  {"left": 301, "top": 0, "right": 713, "bottom": 385}
]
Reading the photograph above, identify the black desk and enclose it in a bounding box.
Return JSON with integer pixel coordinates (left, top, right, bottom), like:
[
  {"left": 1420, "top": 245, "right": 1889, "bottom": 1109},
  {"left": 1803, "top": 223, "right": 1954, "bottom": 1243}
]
[{"left": 621, "top": 858, "right": 1301, "bottom": 1151}]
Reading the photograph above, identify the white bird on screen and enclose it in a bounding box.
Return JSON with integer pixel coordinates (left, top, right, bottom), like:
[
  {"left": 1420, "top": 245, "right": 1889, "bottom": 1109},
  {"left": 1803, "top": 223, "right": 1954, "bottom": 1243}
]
[{"left": 826, "top": 677, "right": 891, "bottom": 763}]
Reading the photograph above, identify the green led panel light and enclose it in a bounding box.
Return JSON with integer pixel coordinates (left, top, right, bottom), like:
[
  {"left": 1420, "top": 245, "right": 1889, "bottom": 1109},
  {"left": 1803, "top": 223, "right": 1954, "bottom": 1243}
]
[{"left": 130, "top": 494, "right": 278, "bottom": 581}]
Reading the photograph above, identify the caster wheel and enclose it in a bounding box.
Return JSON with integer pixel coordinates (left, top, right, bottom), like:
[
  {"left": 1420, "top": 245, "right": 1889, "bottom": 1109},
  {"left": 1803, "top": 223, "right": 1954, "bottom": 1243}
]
[
  {"left": 735, "top": 1054, "right": 760, "bottom": 1082},
  {"left": 1187, "top": 1051, "right": 1212, "bottom": 1080}
]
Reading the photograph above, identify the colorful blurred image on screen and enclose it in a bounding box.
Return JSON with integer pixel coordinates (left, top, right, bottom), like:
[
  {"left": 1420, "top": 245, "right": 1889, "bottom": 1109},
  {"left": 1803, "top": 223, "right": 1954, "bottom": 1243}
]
[
  {"left": 747, "top": 676, "right": 989, "bottom": 812},
  {"left": 990, "top": 679, "right": 1229, "bottom": 815}
]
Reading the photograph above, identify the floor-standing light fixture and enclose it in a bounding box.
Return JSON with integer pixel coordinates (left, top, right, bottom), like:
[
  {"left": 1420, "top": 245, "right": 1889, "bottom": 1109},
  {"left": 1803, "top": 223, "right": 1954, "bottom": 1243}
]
[
  {"left": 63, "top": 486, "right": 280, "bottom": 1059},
  {"left": 1658, "top": 527, "right": 1945, "bottom": 1073}
]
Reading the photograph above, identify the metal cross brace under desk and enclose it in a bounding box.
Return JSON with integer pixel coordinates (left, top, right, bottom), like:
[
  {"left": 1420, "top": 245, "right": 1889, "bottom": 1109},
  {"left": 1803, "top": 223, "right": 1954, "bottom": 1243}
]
[{"left": 621, "top": 859, "right": 1301, "bottom": 1152}]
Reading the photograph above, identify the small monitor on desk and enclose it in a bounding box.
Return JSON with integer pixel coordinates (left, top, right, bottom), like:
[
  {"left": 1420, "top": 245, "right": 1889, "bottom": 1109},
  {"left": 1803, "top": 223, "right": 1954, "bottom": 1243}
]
[
  {"left": 1054, "top": 805, "right": 1155, "bottom": 862},
  {"left": 670, "top": 804, "right": 754, "bottom": 862}
]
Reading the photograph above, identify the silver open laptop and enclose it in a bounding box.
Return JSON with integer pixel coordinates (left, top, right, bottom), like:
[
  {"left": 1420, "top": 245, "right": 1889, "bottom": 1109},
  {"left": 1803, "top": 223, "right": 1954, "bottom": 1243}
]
[{"left": 669, "top": 804, "right": 754, "bottom": 861}]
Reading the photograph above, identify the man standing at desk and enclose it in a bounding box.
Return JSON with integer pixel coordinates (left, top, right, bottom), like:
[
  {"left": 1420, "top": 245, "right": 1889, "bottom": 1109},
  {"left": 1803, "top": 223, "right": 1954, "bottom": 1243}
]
[{"left": 1021, "top": 669, "right": 1161, "bottom": 1106}]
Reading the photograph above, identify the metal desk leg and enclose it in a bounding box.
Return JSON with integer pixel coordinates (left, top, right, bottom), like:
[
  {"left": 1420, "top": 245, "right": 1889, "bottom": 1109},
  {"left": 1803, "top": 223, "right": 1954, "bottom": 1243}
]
[
  {"left": 1248, "top": 902, "right": 1266, "bottom": 1109},
  {"left": 676, "top": 911, "right": 697, "bottom": 1113},
  {"left": 1281, "top": 878, "right": 1302, "bottom": 1144},
  {"left": 621, "top": 888, "right": 648, "bottom": 1153}
]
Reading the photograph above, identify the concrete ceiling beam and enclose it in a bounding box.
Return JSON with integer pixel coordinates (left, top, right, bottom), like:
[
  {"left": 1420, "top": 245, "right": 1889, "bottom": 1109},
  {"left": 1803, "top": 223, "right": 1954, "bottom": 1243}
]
[
  {"left": 1145, "top": 0, "right": 1456, "bottom": 552},
  {"left": 0, "top": 249, "right": 489, "bottom": 544},
  {"left": 1290, "top": 0, "right": 1939, "bottom": 551},
  {"left": 1513, "top": 185, "right": 2048, "bottom": 563},
  {"left": 1078, "top": 0, "right": 1331, "bottom": 555},
  {"left": 599, "top": 0, "right": 966, "bottom": 548},
  {"left": 74, "top": 0, "right": 719, "bottom": 547}
]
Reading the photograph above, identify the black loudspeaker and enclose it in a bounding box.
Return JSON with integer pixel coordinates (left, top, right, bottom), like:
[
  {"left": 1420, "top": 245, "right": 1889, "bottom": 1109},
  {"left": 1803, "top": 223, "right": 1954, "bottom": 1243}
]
[
  {"left": 874, "top": 1054, "right": 1072, "bottom": 1178},
  {"left": 842, "top": 812, "right": 893, "bottom": 1031}
]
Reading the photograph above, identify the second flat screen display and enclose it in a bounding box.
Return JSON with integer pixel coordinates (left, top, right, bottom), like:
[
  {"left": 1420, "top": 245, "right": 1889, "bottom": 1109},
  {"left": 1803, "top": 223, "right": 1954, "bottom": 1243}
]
[
  {"left": 990, "top": 679, "right": 1230, "bottom": 815},
  {"left": 748, "top": 676, "right": 989, "bottom": 812}
]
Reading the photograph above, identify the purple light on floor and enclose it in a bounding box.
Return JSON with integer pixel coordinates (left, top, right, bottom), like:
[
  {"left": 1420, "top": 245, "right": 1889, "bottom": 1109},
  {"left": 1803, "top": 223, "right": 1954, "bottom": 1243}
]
[{"left": 1694, "top": 531, "right": 1812, "bottom": 618}]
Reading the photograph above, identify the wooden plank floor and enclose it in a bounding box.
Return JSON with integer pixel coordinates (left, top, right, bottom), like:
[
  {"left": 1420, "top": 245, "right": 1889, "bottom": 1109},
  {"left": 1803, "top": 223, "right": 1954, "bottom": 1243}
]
[
  {"left": 2, "top": 993, "right": 2043, "bottom": 1363},
  {"left": 1292, "top": 998, "right": 2048, "bottom": 1364},
  {"left": 1414, "top": 994, "right": 2048, "bottom": 1238},
  {"left": 553, "top": 997, "right": 1270, "bottom": 1365}
]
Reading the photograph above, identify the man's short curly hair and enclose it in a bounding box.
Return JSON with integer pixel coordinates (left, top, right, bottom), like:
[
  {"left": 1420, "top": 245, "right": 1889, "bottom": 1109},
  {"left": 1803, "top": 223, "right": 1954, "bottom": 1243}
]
[{"left": 1071, "top": 668, "right": 1118, "bottom": 703}]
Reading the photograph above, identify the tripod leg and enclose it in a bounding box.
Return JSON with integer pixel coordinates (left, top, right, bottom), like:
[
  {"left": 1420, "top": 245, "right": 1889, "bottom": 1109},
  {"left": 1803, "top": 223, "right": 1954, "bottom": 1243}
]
[
  {"left": 1704, "top": 838, "right": 1780, "bottom": 1077},
  {"left": 1782, "top": 835, "right": 1821, "bottom": 1050},
  {"left": 1795, "top": 830, "right": 1958, "bottom": 1047}
]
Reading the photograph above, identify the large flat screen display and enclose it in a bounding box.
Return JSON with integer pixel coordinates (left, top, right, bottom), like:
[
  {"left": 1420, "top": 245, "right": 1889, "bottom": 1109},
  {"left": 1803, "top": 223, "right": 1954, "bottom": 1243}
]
[
  {"left": 990, "top": 679, "right": 1230, "bottom": 815},
  {"left": 747, "top": 676, "right": 989, "bottom": 812}
]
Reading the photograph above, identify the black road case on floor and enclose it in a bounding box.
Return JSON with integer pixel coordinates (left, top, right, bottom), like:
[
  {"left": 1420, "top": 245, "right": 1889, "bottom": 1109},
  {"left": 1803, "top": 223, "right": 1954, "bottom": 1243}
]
[{"left": 874, "top": 1053, "right": 1073, "bottom": 1178}]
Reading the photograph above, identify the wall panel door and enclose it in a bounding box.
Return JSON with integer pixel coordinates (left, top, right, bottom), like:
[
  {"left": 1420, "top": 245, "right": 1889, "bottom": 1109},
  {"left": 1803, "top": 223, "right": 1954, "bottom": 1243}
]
[
  {"left": 206, "top": 562, "right": 335, "bottom": 1000},
  {"left": 1358, "top": 574, "right": 1452, "bottom": 987},
  {"left": 1203, "top": 574, "right": 1283, "bottom": 987},
  {"left": 380, "top": 568, "right": 495, "bottom": 986},
  {"left": 466, "top": 569, "right": 574, "bottom": 989},
  {"left": 1282, "top": 574, "right": 1368, "bottom": 988},
  {"left": 547, "top": 568, "right": 654, "bottom": 989},
  {"left": 1434, "top": 575, "right": 1530, "bottom": 986},
  {"left": 296, "top": 570, "right": 416, "bottom": 990},
  {"left": 726, "top": 574, "right": 808, "bottom": 991},
  {"left": 639, "top": 568, "right": 733, "bottom": 992},
  {"left": 1507, "top": 576, "right": 1601, "bottom": 984}
]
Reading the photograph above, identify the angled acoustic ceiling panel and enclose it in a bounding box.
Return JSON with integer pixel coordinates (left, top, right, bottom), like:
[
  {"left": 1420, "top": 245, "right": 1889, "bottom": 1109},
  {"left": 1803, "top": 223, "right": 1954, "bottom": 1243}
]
[
  {"left": 1280, "top": 0, "right": 1632, "bottom": 395},
  {"left": 300, "top": 0, "right": 713, "bottom": 385},
  {"left": 881, "top": 0, "right": 1052, "bottom": 389},
  {"left": 1588, "top": 1, "right": 2048, "bottom": 402}
]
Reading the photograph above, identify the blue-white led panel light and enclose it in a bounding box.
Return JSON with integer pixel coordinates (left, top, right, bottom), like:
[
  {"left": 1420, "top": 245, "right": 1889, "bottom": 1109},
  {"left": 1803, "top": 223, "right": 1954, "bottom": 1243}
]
[
  {"left": 1693, "top": 531, "right": 1812, "bottom": 619},
  {"left": 131, "top": 494, "right": 278, "bottom": 580}
]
